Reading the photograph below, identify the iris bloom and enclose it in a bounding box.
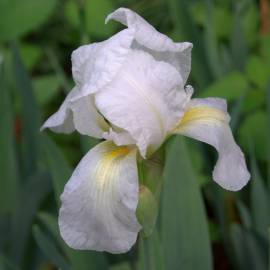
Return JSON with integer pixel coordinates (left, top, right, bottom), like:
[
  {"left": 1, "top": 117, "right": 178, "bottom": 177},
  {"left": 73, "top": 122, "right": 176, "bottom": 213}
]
[{"left": 42, "top": 8, "right": 250, "bottom": 253}]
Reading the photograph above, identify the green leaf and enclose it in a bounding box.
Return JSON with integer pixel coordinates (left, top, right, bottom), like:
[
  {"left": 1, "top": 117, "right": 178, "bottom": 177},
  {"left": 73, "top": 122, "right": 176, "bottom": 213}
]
[
  {"left": 0, "top": 214, "right": 9, "bottom": 250},
  {"left": 213, "top": 6, "right": 233, "bottom": 40},
  {"left": 12, "top": 44, "right": 41, "bottom": 176},
  {"left": 269, "top": 228, "right": 270, "bottom": 270},
  {"left": 242, "top": 2, "right": 259, "bottom": 47},
  {"left": 236, "top": 200, "right": 252, "bottom": 229},
  {"left": 266, "top": 81, "right": 270, "bottom": 187},
  {"left": 161, "top": 136, "right": 213, "bottom": 270},
  {"left": 203, "top": 0, "right": 223, "bottom": 79},
  {"left": 201, "top": 71, "right": 249, "bottom": 100},
  {"left": 110, "top": 262, "right": 132, "bottom": 270},
  {"left": 242, "top": 88, "right": 265, "bottom": 113},
  {"left": 33, "top": 225, "right": 70, "bottom": 270},
  {"left": 230, "top": 224, "right": 268, "bottom": 270},
  {"left": 167, "top": 0, "right": 212, "bottom": 87},
  {"left": 250, "top": 155, "right": 270, "bottom": 239},
  {"left": 80, "top": 135, "right": 100, "bottom": 155},
  {"left": 37, "top": 212, "right": 62, "bottom": 244},
  {"left": 33, "top": 74, "right": 61, "bottom": 106},
  {"left": 190, "top": 3, "right": 233, "bottom": 40},
  {"left": 0, "top": 55, "right": 19, "bottom": 213},
  {"left": 261, "top": 35, "right": 270, "bottom": 66},
  {"left": 230, "top": 2, "right": 248, "bottom": 71},
  {"left": 64, "top": 0, "right": 80, "bottom": 29},
  {"left": 9, "top": 171, "right": 52, "bottom": 265},
  {"left": 85, "top": 0, "right": 116, "bottom": 38},
  {"left": 239, "top": 111, "right": 268, "bottom": 161},
  {"left": 42, "top": 135, "right": 72, "bottom": 205},
  {"left": 20, "top": 44, "right": 43, "bottom": 71},
  {"left": 245, "top": 55, "right": 270, "bottom": 89},
  {"left": 0, "top": 254, "right": 21, "bottom": 270},
  {"left": 0, "top": 0, "right": 57, "bottom": 41},
  {"left": 208, "top": 221, "right": 221, "bottom": 242},
  {"left": 137, "top": 230, "right": 165, "bottom": 270}
]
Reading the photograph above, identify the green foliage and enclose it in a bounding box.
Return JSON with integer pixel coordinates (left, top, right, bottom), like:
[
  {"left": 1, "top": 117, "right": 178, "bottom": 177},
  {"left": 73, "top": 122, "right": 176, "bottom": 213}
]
[
  {"left": 245, "top": 55, "right": 270, "bottom": 89},
  {"left": 33, "top": 225, "right": 71, "bottom": 270},
  {"left": 0, "top": 58, "right": 19, "bottom": 212},
  {"left": 161, "top": 137, "right": 213, "bottom": 270},
  {"left": 33, "top": 75, "right": 61, "bottom": 106},
  {"left": 250, "top": 155, "right": 270, "bottom": 239},
  {"left": 85, "top": 0, "right": 116, "bottom": 38},
  {"left": 201, "top": 71, "right": 249, "bottom": 100},
  {"left": 0, "top": 0, "right": 57, "bottom": 41},
  {"left": 239, "top": 111, "right": 268, "bottom": 160},
  {"left": 137, "top": 231, "right": 165, "bottom": 270}
]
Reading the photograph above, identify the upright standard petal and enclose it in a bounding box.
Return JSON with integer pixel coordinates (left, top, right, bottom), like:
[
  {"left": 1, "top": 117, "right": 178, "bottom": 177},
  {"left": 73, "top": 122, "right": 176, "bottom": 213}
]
[
  {"left": 41, "top": 87, "right": 109, "bottom": 138},
  {"left": 95, "top": 50, "right": 191, "bottom": 157},
  {"left": 106, "top": 7, "right": 192, "bottom": 84},
  {"left": 173, "top": 98, "right": 250, "bottom": 191},
  {"left": 71, "top": 28, "right": 135, "bottom": 99},
  {"left": 59, "top": 141, "right": 141, "bottom": 253}
]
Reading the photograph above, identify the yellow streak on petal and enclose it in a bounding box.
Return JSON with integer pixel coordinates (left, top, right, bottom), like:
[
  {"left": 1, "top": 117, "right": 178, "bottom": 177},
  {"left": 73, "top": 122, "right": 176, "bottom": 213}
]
[
  {"left": 173, "top": 106, "right": 229, "bottom": 132},
  {"left": 95, "top": 146, "right": 131, "bottom": 191}
]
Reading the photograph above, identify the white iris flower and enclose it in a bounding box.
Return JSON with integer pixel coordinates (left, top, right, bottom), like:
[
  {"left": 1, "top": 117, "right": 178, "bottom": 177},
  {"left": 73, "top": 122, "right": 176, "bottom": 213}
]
[{"left": 42, "top": 8, "right": 250, "bottom": 253}]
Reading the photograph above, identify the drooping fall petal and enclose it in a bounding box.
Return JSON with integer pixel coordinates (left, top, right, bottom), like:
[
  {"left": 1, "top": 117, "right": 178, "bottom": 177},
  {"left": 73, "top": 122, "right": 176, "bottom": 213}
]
[
  {"left": 59, "top": 141, "right": 141, "bottom": 253},
  {"left": 174, "top": 98, "right": 250, "bottom": 191}
]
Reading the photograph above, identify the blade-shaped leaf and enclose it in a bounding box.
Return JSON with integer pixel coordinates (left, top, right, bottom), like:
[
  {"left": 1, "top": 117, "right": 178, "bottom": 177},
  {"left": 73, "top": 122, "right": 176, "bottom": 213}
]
[
  {"left": 236, "top": 200, "right": 252, "bottom": 229},
  {"left": 250, "top": 155, "right": 270, "bottom": 240},
  {"left": 231, "top": 224, "right": 268, "bottom": 270},
  {"left": 137, "top": 230, "right": 165, "bottom": 270},
  {"left": 9, "top": 171, "right": 52, "bottom": 265},
  {"left": 203, "top": 0, "right": 223, "bottom": 78},
  {"left": 110, "top": 262, "right": 132, "bottom": 270},
  {"left": 0, "top": 55, "right": 19, "bottom": 213},
  {"left": 33, "top": 225, "right": 70, "bottom": 270},
  {"left": 161, "top": 136, "right": 213, "bottom": 270},
  {"left": 0, "top": 254, "right": 21, "bottom": 270},
  {"left": 230, "top": 2, "right": 248, "bottom": 70},
  {"left": 267, "top": 80, "right": 270, "bottom": 188},
  {"left": 268, "top": 228, "right": 270, "bottom": 270},
  {"left": 12, "top": 44, "right": 41, "bottom": 176},
  {"left": 42, "top": 134, "right": 72, "bottom": 205},
  {"left": 167, "top": 0, "right": 212, "bottom": 87}
]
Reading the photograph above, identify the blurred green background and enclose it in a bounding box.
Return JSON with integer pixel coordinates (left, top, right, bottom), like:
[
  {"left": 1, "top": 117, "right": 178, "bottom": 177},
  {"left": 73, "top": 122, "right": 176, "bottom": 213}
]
[{"left": 0, "top": 0, "right": 270, "bottom": 269}]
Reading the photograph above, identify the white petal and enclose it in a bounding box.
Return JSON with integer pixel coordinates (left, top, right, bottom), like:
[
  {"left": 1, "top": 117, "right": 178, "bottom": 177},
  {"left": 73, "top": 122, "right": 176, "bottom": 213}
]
[
  {"left": 41, "top": 87, "right": 78, "bottom": 133},
  {"left": 106, "top": 8, "right": 192, "bottom": 84},
  {"left": 59, "top": 141, "right": 141, "bottom": 253},
  {"left": 174, "top": 98, "right": 250, "bottom": 191},
  {"left": 71, "top": 28, "right": 135, "bottom": 99},
  {"left": 71, "top": 95, "right": 109, "bottom": 137},
  {"left": 41, "top": 87, "right": 109, "bottom": 138},
  {"left": 103, "top": 128, "right": 136, "bottom": 146},
  {"left": 95, "top": 50, "right": 191, "bottom": 157}
]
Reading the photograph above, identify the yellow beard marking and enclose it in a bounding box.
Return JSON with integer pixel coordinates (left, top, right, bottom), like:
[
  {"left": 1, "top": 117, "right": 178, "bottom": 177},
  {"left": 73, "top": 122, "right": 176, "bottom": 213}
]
[
  {"left": 95, "top": 146, "right": 131, "bottom": 191},
  {"left": 106, "top": 147, "right": 130, "bottom": 159},
  {"left": 173, "top": 106, "right": 229, "bottom": 132}
]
